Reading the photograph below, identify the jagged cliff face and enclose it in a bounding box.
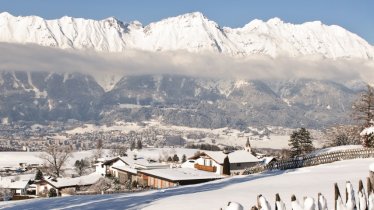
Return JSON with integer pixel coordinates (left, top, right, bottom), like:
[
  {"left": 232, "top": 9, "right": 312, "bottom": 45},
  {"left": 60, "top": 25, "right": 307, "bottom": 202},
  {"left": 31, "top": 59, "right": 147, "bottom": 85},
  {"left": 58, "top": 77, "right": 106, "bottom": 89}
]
[{"left": 0, "top": 12, "right": 373, "bottom": 59}]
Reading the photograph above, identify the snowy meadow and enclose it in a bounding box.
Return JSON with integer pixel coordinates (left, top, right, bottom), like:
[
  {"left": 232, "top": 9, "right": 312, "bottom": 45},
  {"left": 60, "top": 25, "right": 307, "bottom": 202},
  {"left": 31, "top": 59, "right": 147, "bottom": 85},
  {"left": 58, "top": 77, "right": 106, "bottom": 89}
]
[{"left": 0, "top": 158, "right": 372, "bottom": 210}]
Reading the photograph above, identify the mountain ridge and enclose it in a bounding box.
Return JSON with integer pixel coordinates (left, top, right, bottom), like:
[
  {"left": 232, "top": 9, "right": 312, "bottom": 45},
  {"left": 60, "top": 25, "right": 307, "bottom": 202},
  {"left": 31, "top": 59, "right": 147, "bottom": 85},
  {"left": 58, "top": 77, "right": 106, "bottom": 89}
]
[
  {"left": 0, "top": 71, "right": 361, "bottom": 129},
  {"left": 0, "top": 11, "right": 373, "bottom": 59}
]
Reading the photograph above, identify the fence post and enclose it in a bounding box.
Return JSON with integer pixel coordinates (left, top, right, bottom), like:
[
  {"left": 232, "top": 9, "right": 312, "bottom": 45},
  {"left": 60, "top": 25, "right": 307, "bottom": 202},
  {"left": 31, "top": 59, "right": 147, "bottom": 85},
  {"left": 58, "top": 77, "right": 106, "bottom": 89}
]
[
  {"left": 368, "top": 177, "right": 373, "bottom": 196},
  {"left": 318, "top": 192, "right": 328, "bottom": 210},
  {"left": 335, "top": 183, "right": 341, "bottom": 210},
  {"left": 370, "top": 170, "right": 374, "bottom": 192},
  {"left": 251, "top": 206, "right": 259, "bottom": 210}
]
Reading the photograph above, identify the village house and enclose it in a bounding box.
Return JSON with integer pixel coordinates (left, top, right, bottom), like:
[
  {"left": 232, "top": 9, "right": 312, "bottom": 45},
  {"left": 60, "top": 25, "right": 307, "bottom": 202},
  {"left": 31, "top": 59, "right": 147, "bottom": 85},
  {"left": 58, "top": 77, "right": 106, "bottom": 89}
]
[
  {"left": 0, "top": 173, "right": 36, "bottom": 197},
  {"left": 0, "top": 178, "right": 30, "bottom": 196},
  {"left": 261, "top": 156, "right": 277, "bottom": 166},
  {"left": 35, "top": 173, "right": 101, "bottom": 196},
  {"left": 95, "top": 157, "right": 119, "bottom": 176},
  {"left": 111, "top": 164, "right": 138, "bottom": 184},
  {"left": 186, "top": 149, "right": 261, "bottom": 175},
  {"left": 95, "top": 156, "right": 169, "bottom": 185}
]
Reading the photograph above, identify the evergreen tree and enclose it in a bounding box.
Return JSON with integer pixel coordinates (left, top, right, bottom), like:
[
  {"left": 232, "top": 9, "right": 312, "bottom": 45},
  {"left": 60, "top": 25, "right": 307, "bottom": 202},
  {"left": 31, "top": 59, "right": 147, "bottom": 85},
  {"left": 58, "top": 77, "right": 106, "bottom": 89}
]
[
  {"left": 367, "top": 133, "right": 374, "bottom": 148},
  {"left": 289, "top": 130, "right": 302, "bottom": 158},
  {"left": 222, "top": 156, "right": 230, "bottom": 175},
  {"left": 74, "top": 159, "right": 89, "bottom": 176},
  {"left": 35, "top": 169, "right": 43, "bottom": 180},
  {"left": 181, "top": 154, "right": 187, "bottom": 163},
  {"left": 130, "top": 141, "right": 135, "bottom": 151},
  {"left": 299, "top": 128, "right": 314, "bottom": 154},
  {"left": 167, "top": 156, "right": 172, "bottom": 162},
  {"left": 289, "top": 128, "right": 314, "bottom": 158},
  {"left": 172, "top": 154, "right": 179, "bottom": 162},
  {"left": 136, "top": 139, "right": 143, "bottom": 150},
  {"left": 97, "top": 139, "right": 103, "bottom": 150}
]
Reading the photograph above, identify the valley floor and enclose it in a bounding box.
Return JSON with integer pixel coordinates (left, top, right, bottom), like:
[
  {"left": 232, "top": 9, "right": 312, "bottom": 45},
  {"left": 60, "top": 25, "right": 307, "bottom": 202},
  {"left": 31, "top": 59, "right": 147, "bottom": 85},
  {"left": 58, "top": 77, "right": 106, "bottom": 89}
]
[{"left": 0, "top": 158, "right": 372, "bottom": 210}]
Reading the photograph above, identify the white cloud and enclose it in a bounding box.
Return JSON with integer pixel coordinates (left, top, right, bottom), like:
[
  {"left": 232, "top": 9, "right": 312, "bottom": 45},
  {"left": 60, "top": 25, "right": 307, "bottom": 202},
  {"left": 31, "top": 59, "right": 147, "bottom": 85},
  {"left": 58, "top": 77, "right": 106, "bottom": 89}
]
[{"left": 0, "top": 43, "right": 373, "bottom": 83}]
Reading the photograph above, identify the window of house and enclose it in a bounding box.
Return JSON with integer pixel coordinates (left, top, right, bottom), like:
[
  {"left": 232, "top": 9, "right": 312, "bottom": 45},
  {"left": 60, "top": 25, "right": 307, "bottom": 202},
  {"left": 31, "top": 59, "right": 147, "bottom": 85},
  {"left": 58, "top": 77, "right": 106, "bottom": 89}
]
[{"left": 237, "top": 163, "right": 241, "bottom": 167}]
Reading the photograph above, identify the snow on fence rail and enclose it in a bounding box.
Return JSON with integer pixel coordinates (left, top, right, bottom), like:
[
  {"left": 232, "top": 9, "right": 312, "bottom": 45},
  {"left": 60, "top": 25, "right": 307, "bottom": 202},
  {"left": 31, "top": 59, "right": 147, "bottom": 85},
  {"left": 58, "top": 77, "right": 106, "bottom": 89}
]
[
  {"left": 243, "top": 148, "right": 374, "bottom": 175},
  {"left": 221, "top": 178, "right": 374, "bottom": 210}
]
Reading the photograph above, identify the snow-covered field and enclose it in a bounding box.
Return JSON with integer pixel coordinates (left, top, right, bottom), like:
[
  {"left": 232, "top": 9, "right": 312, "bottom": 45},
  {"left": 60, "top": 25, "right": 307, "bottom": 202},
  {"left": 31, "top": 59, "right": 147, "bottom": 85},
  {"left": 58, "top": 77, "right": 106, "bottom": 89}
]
[
  {"left": 1, "top": 158, "right": 372, "bottom": 210},
  {"left": 0, "top": 148, "right": 199, "bottom": 169},
  {"left": 64, "top": 121, "right": 322, "bottom": 149},
  {"left": 0, "top": 150, "right": 94, "bottom": 168}
]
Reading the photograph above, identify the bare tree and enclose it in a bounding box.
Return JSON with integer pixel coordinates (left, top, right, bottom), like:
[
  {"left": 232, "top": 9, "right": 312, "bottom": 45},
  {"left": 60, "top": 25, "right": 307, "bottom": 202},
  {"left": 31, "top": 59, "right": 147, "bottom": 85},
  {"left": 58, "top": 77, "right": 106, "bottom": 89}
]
[
  {"left": 110, "top": 145, "right": 128, "bottom": 157},
  {"left": 352, "top": 85, "right": 374, "bottom": 147},
  {"left": 324, "top": 125, "right": 361, "bottom": 147},
  {"left": 88, "top": 177, "right": 112, "bottom": 193},
  {"left": 0, "top": 187, "right": 12, "bottom": 200},
  {"left": 39, "top": 145, "right": 72, "bottom": 177},
  {"left": 74, "top": 159, "right": 90, "bottom": 176},
  {"left": 92, "top": 139, "right": 104, "bottom": 160},
  {"left": 352, "top": 85, "right": 374, "bottom": 127}
]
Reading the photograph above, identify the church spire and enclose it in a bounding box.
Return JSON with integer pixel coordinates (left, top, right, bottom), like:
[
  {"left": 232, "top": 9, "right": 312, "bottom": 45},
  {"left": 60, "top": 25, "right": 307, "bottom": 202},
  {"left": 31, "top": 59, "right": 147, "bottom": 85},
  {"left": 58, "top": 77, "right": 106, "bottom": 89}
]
[{"left": 245, "top": 137, "right": 251, "bottom": 152}]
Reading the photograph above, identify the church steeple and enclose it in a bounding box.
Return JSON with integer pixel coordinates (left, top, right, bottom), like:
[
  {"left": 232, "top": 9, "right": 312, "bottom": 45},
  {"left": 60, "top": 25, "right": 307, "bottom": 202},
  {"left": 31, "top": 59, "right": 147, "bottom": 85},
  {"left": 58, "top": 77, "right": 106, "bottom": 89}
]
[{"left": 245, "top": 137, "right": 251, "bottom": 152}]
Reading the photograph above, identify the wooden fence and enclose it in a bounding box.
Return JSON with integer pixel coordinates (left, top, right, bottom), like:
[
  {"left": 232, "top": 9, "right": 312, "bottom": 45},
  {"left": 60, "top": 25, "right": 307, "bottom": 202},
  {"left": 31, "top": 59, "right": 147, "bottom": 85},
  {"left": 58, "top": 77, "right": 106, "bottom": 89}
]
[
  {"left": 221, "top": 177, "right": 374, "bottom": 210},
  {"left": 243, "top": 148, "right": 374, "bottom": 175}
]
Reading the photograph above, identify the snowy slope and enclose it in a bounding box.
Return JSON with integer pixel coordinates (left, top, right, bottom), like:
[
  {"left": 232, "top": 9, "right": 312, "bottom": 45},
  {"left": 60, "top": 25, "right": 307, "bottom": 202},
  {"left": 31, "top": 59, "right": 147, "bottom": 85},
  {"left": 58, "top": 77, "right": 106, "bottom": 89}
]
[
  {"left": 0, "top": 12, "right": 127, "bottom": 51},
  {"left": 224, "top": 18, "right": 374, "bottom": 58},
  {"left": 0, "top": 158, "right": 372, "bottom": 210},
  {"left": 0, "top": 12, "right": 373, "bottom": 59}
]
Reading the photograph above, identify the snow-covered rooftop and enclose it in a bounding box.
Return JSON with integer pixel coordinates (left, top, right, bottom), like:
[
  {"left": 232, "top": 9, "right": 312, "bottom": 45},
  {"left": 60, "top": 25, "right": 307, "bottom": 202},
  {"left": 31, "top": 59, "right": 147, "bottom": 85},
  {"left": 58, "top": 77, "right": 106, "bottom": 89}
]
[
  {"left": 261, "top": 157, "right": 277, "bottom": 165},
  {"left": 119, "top": 156, "right": 169, "bottom": 169},
  {"left": 361, "top": 126, "right": 374, "bottom": 136},
  {"left": 0, "top": 179, "right": 29, "bottom": 189},
  {"left": 139, "top": 168, "right": 225, "bottom": 181},
  {"left": 192, "top": 150, "right": 260, "bottom": 164},
  {"left": 44, "top": 173, "right": 101, "bottom": 188},
  {"left": 112, "top": 165, "right": 137, "bottom": 175}
]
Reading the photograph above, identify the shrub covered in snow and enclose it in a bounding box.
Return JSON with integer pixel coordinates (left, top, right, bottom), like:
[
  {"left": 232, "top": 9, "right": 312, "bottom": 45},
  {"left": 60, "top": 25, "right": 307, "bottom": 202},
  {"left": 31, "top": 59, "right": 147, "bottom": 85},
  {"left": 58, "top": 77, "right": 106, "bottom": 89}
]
[{"left": 48, "top": 188, "right": 57, "bottom": 197}]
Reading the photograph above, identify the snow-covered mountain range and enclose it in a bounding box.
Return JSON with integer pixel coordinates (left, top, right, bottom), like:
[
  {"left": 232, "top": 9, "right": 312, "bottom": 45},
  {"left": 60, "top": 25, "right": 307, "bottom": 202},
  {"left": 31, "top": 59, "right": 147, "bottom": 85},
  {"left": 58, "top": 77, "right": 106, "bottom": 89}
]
[
  {"left": 0, "top": 12, "right": 372, "bottom": 128},
  {"left": 0, "top": 71, "right": 360, "bottom": 128},
  {"left": 0, "top": 11, "right": 373, "bottom": 59}
]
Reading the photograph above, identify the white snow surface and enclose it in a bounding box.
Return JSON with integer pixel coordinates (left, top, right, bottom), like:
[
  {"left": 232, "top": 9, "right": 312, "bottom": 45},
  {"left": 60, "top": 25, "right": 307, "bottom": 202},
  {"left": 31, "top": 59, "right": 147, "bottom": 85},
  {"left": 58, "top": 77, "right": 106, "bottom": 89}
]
[
  {"left": 361, "top": 126, "right": 374, "bottom": 136},
  {"left": 0, "top": 12, "right": 373, "bottom": 59},
  {"left": 43, "top": 173, "right": 102, "bottom": 188},
  {"left": 203, "top": 150, "right": 260, "bottom": 164},
  {"left": 0, "top": 150, "right": 96, "bottom": 168},
  {"left": 0, "top": 148, "right": 198, "bottom": 169},
  {"left": 140, "top": 168, "right": 225, "bottom": 181},
  {"left": 309, "top": 145, "right": 363, "bottom": 156},
  {"left": 0, "top": 179, "right": 29, "bottom": 189},
  {"left": 112, "top": 165, "right": 137, "bottom": 175},
  {"left": 0, "top": 158, "right": 373, "bottom": 210}
]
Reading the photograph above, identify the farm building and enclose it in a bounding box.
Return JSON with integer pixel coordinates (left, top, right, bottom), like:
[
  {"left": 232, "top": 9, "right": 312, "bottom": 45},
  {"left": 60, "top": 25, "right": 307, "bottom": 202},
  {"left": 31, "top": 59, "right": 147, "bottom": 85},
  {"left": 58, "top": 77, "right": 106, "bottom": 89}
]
[{"left": 137, "top": 168, "right": 224, "bottom": 189}]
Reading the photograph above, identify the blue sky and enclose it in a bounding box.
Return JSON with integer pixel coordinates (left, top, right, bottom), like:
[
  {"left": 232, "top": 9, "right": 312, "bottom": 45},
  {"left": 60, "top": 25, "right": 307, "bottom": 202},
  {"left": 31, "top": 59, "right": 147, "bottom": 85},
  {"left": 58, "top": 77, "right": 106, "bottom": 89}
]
[{"left": 1, "top": 0, "right": 373, "bottom": 44}]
